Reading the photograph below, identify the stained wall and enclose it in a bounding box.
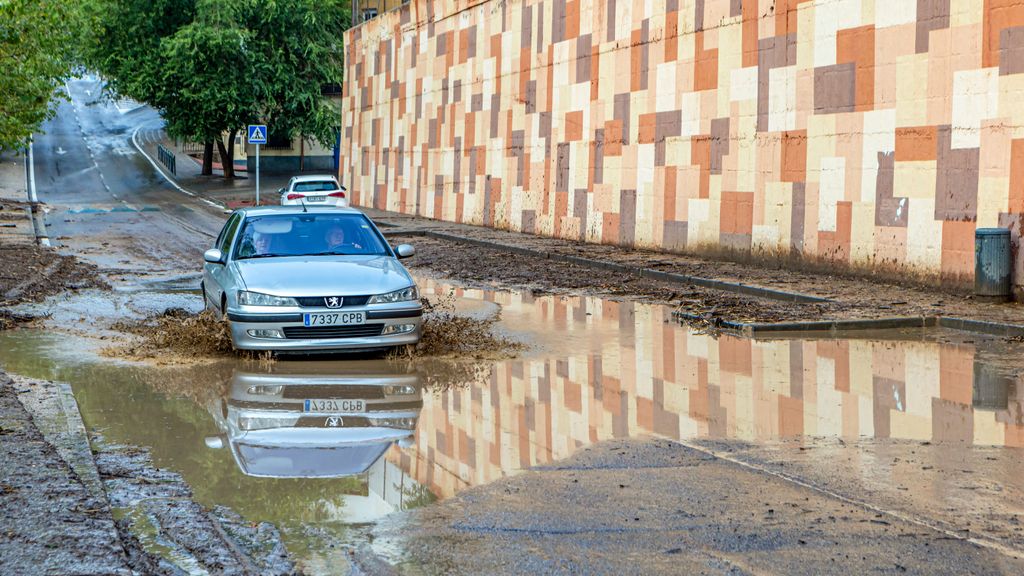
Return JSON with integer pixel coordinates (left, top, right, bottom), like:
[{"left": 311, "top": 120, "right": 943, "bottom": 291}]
[{"left": 341, "top": 0, "right": 1024, "bottom": 288}]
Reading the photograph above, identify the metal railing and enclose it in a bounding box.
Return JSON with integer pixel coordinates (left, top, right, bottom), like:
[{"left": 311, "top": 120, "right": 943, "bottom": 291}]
[{"left": 157, "top": 144, "right": 177, "bottom": 175}]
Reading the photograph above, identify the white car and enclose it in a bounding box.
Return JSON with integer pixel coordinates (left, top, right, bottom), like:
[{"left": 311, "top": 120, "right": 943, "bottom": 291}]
[{"left": 279, "top": 175, "right": 349, "bottom": 207}]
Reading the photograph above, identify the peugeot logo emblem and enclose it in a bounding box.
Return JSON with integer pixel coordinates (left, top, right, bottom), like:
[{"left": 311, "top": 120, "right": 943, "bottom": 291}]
[
  {"left": 324, "top": 296, "right": 343, "bottom": 308},
  {"left": 325, "top": 417, "right": 343, "bottom": 427}
]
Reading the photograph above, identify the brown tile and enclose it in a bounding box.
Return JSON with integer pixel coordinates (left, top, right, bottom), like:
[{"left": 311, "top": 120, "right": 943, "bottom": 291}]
[
  {"left": 814, "top": 63, "right": 856, "bottom": 114},
  {"left": 710, "top": 117, "right": 730, "bottom": 174},
  {"left": 576, "top": 34, "right": 592, "bottom": 83},
  {"left": 620, "top": 189, "right": 637, "bottom": 246},
  {"left": 1000, "top": 26, "right": 1024, "bottom": 75},
  {"left": 935, "top": 126, "right": 979, "bottom": 221},
  {"left": 757, "top": 34, "right": 797, "bottom": 132},
  {"left": 895, "top": 126, "right": 938, "bottom": 161},
  {"left": 791, "top": 182, "right": 805, "bottom": 252},
  {"left": 917, "top": 0, "right": 950, "bottom": 53},
  {"left": 875, "top": 151, "right": 909, "bottom": 227}
]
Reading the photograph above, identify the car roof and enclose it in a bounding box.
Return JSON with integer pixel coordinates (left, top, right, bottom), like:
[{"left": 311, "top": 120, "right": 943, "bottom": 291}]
[
  {"left": 290, "top": 174, "right": 339, "bottom": 183},
  {"left": 235, "top": 205, "right": 364, "bottom": 217}
]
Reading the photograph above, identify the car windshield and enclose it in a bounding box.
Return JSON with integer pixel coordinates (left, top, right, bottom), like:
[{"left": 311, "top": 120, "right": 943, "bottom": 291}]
[
  {"left": 234, "top": 213, "right": 389, "bottom": 259},
  {"left": 293, "top": 181, "right": 338, "bottom": 192}
]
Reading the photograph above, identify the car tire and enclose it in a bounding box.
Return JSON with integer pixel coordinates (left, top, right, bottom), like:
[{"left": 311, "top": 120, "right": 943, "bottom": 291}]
[
  {"left": 201, "top": 282, "right": 209, "bottom": 311},
  {"left": 220, "top": 295, "right": 227, "bottom": 319}
]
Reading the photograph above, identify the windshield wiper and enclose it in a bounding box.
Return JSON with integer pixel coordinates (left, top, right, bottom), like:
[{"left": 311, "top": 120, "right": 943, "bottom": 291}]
[{"left": 240, "top": 253, "right": 291, "bottom": 259}]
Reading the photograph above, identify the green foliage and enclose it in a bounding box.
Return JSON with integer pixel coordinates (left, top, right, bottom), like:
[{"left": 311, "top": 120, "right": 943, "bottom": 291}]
[
  {"left": 84, "top": 0, "right": 349, "bottom": 150},
  {"left": 0, "top": 0, "right": 82, "bottom": 151}
]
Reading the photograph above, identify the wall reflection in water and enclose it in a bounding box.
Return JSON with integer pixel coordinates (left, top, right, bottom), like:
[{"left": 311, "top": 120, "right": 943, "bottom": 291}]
[
  {"left": 205, "top": 361, "right": 432, "bottom": 521},
  {"left": 396, "top": 288, "right": 1024, "bottom": 499}
]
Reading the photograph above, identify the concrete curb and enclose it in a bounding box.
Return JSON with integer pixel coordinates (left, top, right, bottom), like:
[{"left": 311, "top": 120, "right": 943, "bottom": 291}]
[
  {"left": 385, "top": 228, "right": 831, "bottom": 305},
  {"left": 671, "top": 310, "right": 1024, "bottom": 339},
  {"left": 130, "top": 126, "right": 229, "bottom": 212}
]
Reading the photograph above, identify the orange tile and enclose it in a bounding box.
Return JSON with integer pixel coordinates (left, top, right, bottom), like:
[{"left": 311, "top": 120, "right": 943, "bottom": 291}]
[
  {"left": 781, "top": 130, "right": 807, "bottom": 182},
  {"left": 605, "top": 120, "right": 623, "bottom": 156},
  {"left": 665, "top": 12, "right": 678, "bottom": 62},
  {"left": 836, "top": 26, "right": 875, "bottom": 111},
  {"left": 695, "top": 32, "right": 718, "bottom": 91},
  {"left": 638, "top": 112, "right": 657, "bottom": 144},
  {"left": 691, "top": 135, "right": 711, "bottom": 199},
  {"left": 984, "top": 0, "right": 1024, "bottom": 68},
  {"left": 742, "top": 0, "right": 759, "bottom": 67},
  {"left": 566, "top": 0, "right": 580, "bottom": 40},
  {"left": 895, "top": 126, "right": 938, "bottom": 161},
  {"left": 940, "top": 220, "right": 975, "bottom": 278},
  {"left": 721, "top": 191, "right": 754, "bottom": 235},
  {"left": 1010, "top": 139, "right": 1024, "bottom": 212},
  {"left": 566, "top": 110, "right": 584, "bottom": 141}
]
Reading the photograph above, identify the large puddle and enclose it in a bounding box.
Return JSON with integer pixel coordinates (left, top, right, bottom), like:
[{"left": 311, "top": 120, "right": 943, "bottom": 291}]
[{"left": 2, "top": 279, "right": 1023, "bottom": 571}]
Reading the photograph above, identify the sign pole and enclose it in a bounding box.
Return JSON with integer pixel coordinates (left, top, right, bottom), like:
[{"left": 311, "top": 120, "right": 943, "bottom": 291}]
[
  {"left": 255, "top": 143, "right": 260, "bottom": 206},
  {"left": 247, "top": 124, "right": 267, "bottom": 206}
]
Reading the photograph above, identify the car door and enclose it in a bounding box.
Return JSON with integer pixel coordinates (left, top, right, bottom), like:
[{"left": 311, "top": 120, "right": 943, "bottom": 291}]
[{"left": 204, "top": 213, "right": 242, "bottom": 312}]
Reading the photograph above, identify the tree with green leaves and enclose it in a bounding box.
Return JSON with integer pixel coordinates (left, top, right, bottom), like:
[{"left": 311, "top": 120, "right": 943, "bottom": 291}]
[
  {"left": 0, "top": 0, "right": 82, "bottom": 151},
  {"left": 84, "top": 0, "right": 349, "bottom": 178}
]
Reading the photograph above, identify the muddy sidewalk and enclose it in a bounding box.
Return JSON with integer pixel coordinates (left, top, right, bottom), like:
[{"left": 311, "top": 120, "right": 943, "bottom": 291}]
[
  {"left": 362, "top": 209, "right": 1024, "bottom": 329},
  {"left": 0, "top": 371, "right": 296, "bottom": 575}
]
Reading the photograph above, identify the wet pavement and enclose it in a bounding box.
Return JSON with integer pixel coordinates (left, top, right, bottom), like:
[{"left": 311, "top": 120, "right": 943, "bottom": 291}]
[
  {"left": 3, "top": 279, "right": 1024, "bottom": 572},
  {"left": 4, "top": 75, "right": 1024, "bottom": 574}
]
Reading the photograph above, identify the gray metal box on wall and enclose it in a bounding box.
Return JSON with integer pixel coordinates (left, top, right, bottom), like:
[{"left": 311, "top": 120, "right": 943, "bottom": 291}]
[{"left": 975, "top": 228, "right": 1011, "bottom": 301}]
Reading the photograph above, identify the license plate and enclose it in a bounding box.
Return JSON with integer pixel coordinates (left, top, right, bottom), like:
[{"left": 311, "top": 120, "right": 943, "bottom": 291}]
[
  {"left": 305, "top": 195, "right": 325, "bottom": 202},
  {"left": 304, "top": 399, "right": 366, "bottom": 413},
  {"left": 303, "top": 312, "right": 364, "bottom": 326}
]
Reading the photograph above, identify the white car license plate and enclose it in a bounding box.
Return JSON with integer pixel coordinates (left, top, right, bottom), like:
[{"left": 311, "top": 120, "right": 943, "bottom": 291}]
[
  {"left": 303, "top": 312, "right": 365, "bottom": 326},
  {"left": 305, "top": 195, "right": 325, "bottom": 202},
  {"left": 304, "top": 399, "right": 366, "bottom": 413}
]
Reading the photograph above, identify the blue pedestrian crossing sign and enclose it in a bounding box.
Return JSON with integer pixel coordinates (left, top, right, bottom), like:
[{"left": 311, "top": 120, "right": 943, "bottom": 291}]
[{"left": 247, "top": 124, "right": 267, "bottom": 145}]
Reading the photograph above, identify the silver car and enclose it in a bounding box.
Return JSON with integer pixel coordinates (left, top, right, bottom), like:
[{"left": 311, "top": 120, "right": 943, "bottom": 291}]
[
  {"left": 203, "top": 362, "right": 422, "bottom": 479},
  {"left": 201, "top": 206, "right": 422, "bottom": 352}
]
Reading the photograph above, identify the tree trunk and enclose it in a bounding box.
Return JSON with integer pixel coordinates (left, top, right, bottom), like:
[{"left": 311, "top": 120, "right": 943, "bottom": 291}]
[
  {"left": 201, "top": 142, "right": 214, "bottom": 176},
  {"left": 217, "top": 131, "right": 236, "bottom": 180}
]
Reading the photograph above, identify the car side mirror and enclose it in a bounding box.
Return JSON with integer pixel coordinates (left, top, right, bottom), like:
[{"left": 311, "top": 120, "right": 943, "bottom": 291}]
[
  {"left": 278, "top": 188, "right": 285, "bottom": 194},
  {"left": 204, "top": 248, "right": 225, "bottom": 264},
  {"left": 395, "top": 244, "right": 415, "bottom": 259}
]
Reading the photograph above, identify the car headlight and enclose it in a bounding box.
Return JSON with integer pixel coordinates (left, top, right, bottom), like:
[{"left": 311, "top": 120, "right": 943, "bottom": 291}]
[
  {"left": 238, "top": 291, "right": 298, "bottom": 307},
  {"left": 367, "top": 285, "right": 419, "bottom": 304},
  {"left": 368, "top": 417, "right": 418, "bottom": 430},
  {"left": 382, "top": 385, "right": 417, "bottom": 396}
]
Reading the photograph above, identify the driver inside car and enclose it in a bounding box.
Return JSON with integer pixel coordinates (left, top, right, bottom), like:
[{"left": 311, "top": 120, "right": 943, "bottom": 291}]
[{"left": 324, "top": 222, "right": 362, "bottom": 252}]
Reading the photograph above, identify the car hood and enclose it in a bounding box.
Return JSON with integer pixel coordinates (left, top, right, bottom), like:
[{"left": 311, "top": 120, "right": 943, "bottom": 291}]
[{"left": 233, "top": 256, "right": 414, "bottom": 297}]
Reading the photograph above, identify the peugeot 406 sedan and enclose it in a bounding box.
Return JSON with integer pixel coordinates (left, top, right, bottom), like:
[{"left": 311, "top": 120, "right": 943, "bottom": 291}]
[{"left": 201, "top": 206, "right": 422, "bottom": 352}]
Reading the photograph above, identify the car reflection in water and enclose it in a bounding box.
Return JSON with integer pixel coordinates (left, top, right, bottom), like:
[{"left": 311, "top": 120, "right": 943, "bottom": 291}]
[{"left": 204, "top": 361, "right": 427, "bottom": 519}]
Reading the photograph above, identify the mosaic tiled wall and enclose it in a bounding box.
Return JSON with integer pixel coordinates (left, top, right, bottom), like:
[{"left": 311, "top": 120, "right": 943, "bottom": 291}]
[
  {"left": 342, "top": 0, "right": 1024, "bottom": 287},
  {"left": 387, "top": 288, "right": 1024, "bottom": 499}
]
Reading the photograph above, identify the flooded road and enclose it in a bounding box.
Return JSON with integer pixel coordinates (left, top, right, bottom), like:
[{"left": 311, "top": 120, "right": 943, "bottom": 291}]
[{"left": 3, "top": 278, "right": 1024, "bottom": 572}]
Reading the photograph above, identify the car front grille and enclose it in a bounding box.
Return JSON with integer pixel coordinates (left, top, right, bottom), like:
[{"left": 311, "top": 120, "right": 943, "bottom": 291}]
[
  {"left": 281, "top": 385, "right": 385, "bottom": 399},
  {"left": 282, "top": 324, "right": 385, "bottom": 339},
  {"left": 294, "top": 295, "right": 371, "bottom": 308}
]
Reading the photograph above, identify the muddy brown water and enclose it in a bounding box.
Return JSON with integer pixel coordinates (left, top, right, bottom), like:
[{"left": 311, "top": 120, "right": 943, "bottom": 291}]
[{"left": 2, "top": 278, "right": 1024, "bottom": 572}]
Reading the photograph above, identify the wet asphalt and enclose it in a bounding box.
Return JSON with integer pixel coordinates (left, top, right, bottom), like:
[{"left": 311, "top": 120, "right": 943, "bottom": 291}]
[{"left": 4, "top": 77, "right": 1024, "bottom": 574}]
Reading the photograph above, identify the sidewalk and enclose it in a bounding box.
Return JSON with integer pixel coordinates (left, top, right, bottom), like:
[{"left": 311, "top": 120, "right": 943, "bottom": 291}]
[
  {"left": 0, "top": 151, "right": 35, "bottom": 248},
  {"left": 135, "top": 132, "right": 1024, "bottom": 332},
  {"left": 135, "top": 128, "right": 294, "bottom": 209}
]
